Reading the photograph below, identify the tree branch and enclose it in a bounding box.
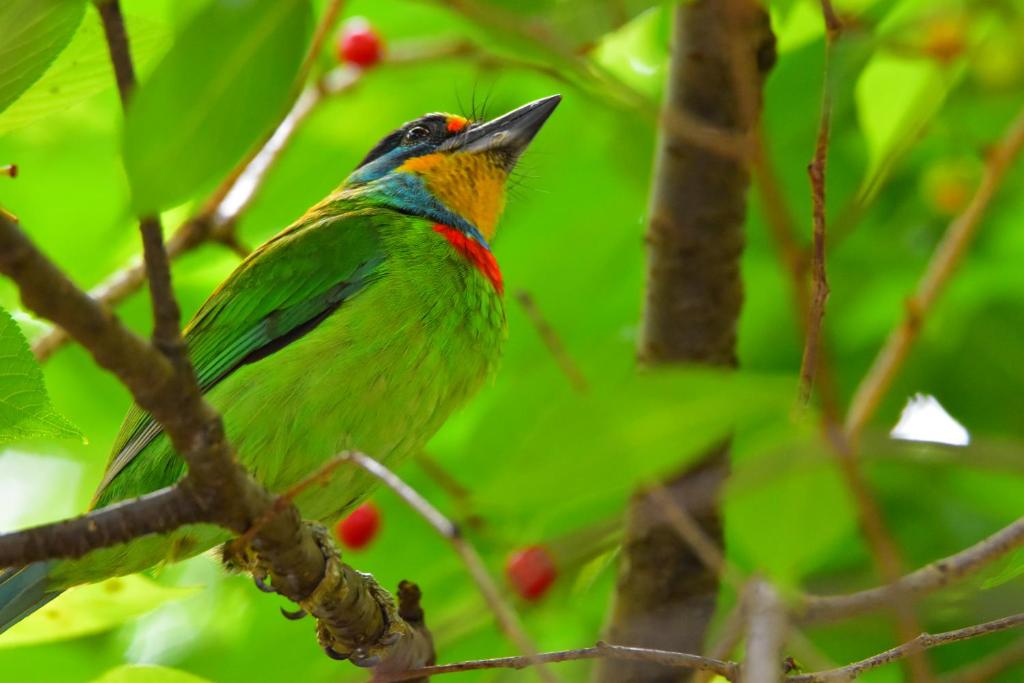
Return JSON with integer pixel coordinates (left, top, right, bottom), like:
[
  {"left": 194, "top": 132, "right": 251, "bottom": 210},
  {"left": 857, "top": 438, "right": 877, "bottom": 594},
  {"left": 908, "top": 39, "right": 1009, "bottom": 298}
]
[
  {"left": 788, "top": 613, "right": 1024, "bottom": 682},
  {"left": 374, "top": 642, "right": 740, "bottom": 682},
  {"left": 796, "top": 2, "right": 839, "bottom": 405},
  {"left": 796, "top": 516, "right": 1024, "bottom": 623}
]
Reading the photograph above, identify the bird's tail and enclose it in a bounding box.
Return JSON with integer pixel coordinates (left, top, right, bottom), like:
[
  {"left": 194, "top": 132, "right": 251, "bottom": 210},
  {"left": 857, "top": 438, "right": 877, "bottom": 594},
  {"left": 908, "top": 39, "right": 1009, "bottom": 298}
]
[{"left": 0, "top": 562, "right": 62, "bottom": 635}]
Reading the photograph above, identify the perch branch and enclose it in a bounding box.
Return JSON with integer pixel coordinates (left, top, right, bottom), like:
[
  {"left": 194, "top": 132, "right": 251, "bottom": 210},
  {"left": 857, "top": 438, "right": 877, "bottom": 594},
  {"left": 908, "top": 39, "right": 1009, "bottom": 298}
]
[
  {"left": 788, "top": 613, "right": 1024, "bottom": 682},
  {"left": 374, "top": 641, "right": 739, "bottom": 682}
]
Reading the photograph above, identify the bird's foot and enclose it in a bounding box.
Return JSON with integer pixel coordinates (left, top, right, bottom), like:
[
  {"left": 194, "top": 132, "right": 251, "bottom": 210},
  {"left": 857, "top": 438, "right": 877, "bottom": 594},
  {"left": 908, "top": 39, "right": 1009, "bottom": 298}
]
[{"left": 297, "top": 525, "right": 411, "bottom": 667}]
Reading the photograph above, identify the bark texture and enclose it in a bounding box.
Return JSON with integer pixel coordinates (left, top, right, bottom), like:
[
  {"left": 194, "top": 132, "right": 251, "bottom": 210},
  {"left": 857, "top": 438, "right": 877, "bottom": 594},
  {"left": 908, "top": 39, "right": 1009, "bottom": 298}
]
[{"left": 596, "top": 2, "right": 775, "bottom": 681}]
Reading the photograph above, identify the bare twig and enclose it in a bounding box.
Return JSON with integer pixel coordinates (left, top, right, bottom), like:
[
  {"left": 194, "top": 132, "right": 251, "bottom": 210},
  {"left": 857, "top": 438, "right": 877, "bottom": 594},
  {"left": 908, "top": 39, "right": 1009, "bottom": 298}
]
[
  {"left": 374, "top": 641, "right": 740, "bottom": 682},
  {"left": 1, "top": 164, "right": 16, "bottom": 178},
  {"left": 797, "top": 516, "right": 1024, "bottom": 623},
  {"left": 95, "top": 0, "right": 190, "bottom": 371},
  {"left": 375, "top": 612, "right": 1024, "bottom": 683},
  {"left": 514, "top": 290, "right": 588, "bottom": 392},
  {"left": 797, "top": 1, "right": 840, "bottom": 405},
  {"left": 788, "top": 613, "right": 1024, "bottom": 682},
  {"left": 845, "top": 106, "right": 1024, "bottom": 437}
]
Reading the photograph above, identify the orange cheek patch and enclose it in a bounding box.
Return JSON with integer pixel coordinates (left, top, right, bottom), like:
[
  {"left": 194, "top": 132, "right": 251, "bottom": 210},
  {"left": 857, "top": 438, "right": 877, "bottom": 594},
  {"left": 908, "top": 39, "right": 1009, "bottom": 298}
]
[
  {"left": 398, "top": 152, "right": 507, "bottom": 241},
  {"left": 446, "top": 115, "right": 468, "bottom": 133}
]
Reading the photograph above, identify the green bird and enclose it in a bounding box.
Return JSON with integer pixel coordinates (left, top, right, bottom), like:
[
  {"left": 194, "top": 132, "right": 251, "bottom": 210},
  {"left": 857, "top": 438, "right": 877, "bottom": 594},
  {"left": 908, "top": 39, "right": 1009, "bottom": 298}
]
[{"left": 0, "top": 94, "right": 561, "bottom": 633}]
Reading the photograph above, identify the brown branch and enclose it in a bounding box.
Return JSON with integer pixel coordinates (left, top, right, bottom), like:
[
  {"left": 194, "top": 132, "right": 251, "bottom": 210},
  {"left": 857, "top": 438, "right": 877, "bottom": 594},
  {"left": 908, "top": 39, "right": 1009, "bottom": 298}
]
[
  {"left": 796, "top": 516, "right": 1024, "bottom": 623},
  {"left": 513, "top": 290, "right": 588, "bottom": 392},
  {"left": 94, "top": 0, "right": 137, "bottom": 107},
  {"left": 788, "top": 613, "right": 1024, "bottom": 682},
  {"left": 374, "top": 641, "right": 740, "bottom": 682},
  {"left": 845, "top": 106, "right": 1024, "bottom": 437},
  {"left": 95, "top": 0, "right": 189, "bottom": 371},
  {"left": 375, "top": 613, "right": 1024, "bottom": 682},
  {"left": 797, "top": 1, "right": 839, "bottom": 405},
  {"left": 0, "top": 485, "right": 202, "bottom": 566},
  {"left": 598, "top": 4, "right": 774, "bottom": 680},
  {"left": 1, "top": 164, "right": 17, "bottom": 178}
]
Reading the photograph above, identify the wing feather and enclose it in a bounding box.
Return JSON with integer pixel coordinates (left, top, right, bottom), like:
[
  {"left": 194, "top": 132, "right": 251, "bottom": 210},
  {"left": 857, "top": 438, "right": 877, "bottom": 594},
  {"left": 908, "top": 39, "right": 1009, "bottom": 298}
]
[{"left": 94, "top": 207, "right": 402, "bottom": 500}]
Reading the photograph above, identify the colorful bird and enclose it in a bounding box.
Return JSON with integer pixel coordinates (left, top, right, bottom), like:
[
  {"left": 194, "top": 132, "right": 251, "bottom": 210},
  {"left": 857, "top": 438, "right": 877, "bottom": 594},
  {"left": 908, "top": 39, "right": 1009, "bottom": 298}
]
[{"left": 0, "top": 94, "right": 561, "bottom": 633}]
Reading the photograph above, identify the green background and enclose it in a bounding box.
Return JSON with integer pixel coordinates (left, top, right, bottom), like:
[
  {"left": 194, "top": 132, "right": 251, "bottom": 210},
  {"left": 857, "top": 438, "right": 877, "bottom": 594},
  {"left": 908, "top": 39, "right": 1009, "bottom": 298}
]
[{"left": 0, "top": 0, "right": 1022, "bottom": 680}]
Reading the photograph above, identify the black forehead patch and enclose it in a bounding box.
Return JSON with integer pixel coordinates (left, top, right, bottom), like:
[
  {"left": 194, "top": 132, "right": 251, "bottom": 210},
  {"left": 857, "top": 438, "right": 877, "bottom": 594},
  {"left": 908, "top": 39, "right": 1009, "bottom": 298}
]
[{"left": 355, "top": 113, "right": 460, "bottom": 169}]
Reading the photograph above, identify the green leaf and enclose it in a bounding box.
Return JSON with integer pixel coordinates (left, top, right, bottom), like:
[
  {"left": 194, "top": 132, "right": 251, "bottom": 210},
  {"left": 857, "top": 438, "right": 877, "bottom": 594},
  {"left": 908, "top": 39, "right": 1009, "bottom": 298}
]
[
  {"left": 982, "top": 547, "right": 1024, "bottom": 590},
  {"left": 855, "top": 53, "right": 961, "bottom": 200},
  {"left": 0, "top": 13, "right": 170, "bottom": 135},
  {"left": 451, "top": 368, "right": 795, "bottom": 536},
  {"left": 123, "top": 0, "right": 312, "bottom": 214},
  {"left": 0, "top": 0, "right": 86, "bottom": 115},
  {"left": 0, "top": 307, "right": 80, "bottom": 442},
  {"left": 0, "top": 575, "right": 197, "bottom": 648},
  {"left": 92, "top": 665, "right": 213, "bottom": 683}
]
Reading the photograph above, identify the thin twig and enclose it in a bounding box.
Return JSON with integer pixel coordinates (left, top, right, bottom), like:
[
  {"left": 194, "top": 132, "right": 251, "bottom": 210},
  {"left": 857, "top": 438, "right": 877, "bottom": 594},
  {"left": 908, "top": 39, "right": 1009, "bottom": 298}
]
[
  {"left": 797, "top": 516, "right": 1024, "bottom": 623},
  {"left": 797, "top": 0, "right": 839, "bottom": 405},
  {"left": 95, "top": 0, "right": 190, "bottom": 370},
  {"left": 514, "top": 290, "right": 588, "bottom": 392},
  {"left": 788, "top": 613, "right": 1024, "bottom": 682},
  {"left": 374, "top": 641, "right": 740, "bottom": 682},
  {"left": 1, "top": 164, "right": 16, "bottom": 178},
  {"left": 845, "top": 106, "right": 1024, "bottom": 437},
  {"left": 339, "top": 451, "right": 559, "bottom": 683}
]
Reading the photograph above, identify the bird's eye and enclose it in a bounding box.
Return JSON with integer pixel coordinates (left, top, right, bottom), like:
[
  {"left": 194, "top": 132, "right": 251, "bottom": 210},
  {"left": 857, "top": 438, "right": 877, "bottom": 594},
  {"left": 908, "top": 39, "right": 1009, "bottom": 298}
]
[{"left": 403, "top": 125, "right": 431, "bottom": 144}]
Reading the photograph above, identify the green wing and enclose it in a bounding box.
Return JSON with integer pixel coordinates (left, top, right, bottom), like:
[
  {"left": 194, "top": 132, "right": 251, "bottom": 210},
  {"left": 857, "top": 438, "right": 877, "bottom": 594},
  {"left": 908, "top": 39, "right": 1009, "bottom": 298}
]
[{"left": 94, "top": 205, "right": 393, "bottom": 499}]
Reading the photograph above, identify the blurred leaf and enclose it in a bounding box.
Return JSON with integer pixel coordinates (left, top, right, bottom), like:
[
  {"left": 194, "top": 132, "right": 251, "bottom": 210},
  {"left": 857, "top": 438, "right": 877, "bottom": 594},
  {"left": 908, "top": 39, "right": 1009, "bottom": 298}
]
[
  {"left": 457, "top": 368, "right": 795, "bottom": 536},
  {"left": 123, "top": 0, "right": 312, "bottom": 214},
  {"left": 0, "top": 0, "right": 86, "bottom": 115},
  {"left": 0, "top": 575, "right": 197, "bottom": 648},
  {"left": 855, "top": 53, "right": 962, "bottom": 200},
  {"left": 981, "top": 547, "right": 1024, "bottom": 590},
  {"left": 592, "top": 6, "right": 669, "bottom": 100},
  {"left": 92, "top": 665, "right": 213, "bottom": 683},
  {"left": 476, "top": 0, "right": 663, "bottom": 47},
  {"left": 0, "top": 13, "right": 170, "bottom": 135},
  {"left": 0, "top": 307, "right": 80, "bottom": 442}
]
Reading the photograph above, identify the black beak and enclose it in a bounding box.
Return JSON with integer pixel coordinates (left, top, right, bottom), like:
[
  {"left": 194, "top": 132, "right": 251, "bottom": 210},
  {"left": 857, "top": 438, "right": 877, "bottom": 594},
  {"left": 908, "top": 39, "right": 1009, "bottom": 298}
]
[{"left": 444, "top": 94, "right": 561, "bottom": 169}]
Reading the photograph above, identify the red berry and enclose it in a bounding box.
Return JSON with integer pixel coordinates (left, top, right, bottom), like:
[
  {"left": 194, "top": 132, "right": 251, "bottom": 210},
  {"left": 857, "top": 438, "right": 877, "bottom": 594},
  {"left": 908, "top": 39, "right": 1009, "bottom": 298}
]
[
  {"left": 505, "top": 545, "right": 557, "bottom": 601},
  {"left": 337, "top": 18, "right": 383, "bottom": 68},
  {"left": 336, "top": 502, "right": 381, "bottom": 549}
]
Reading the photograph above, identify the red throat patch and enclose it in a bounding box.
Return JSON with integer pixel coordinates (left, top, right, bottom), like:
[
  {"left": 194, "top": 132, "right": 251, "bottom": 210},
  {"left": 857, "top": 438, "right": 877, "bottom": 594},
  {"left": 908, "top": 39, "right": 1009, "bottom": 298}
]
[{"left": 433, "top": 224, "right": 503, "bottom": 294}]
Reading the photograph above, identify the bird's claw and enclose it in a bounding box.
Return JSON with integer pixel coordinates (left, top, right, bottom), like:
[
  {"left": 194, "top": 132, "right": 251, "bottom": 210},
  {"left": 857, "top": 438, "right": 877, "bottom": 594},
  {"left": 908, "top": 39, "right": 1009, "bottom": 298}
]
[
  {"left": 300, "top": 525, "right": 409, "bottom": 666},
  {"left": 280, "top": 606, "right": 306, "bottom": 620},
  {"left": 254, "top": 574, "right": 276, "bottom": 594},
  {"left": 350, "top": 649, "right": 382, "bottom": 668}
]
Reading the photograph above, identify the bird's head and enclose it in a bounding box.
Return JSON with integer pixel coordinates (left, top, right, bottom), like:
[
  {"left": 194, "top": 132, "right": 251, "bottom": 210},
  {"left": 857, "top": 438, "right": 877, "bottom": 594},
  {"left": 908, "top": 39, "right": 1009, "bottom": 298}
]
[{"left": 343, "top": 94, "right": 561, "bottom": 242}]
